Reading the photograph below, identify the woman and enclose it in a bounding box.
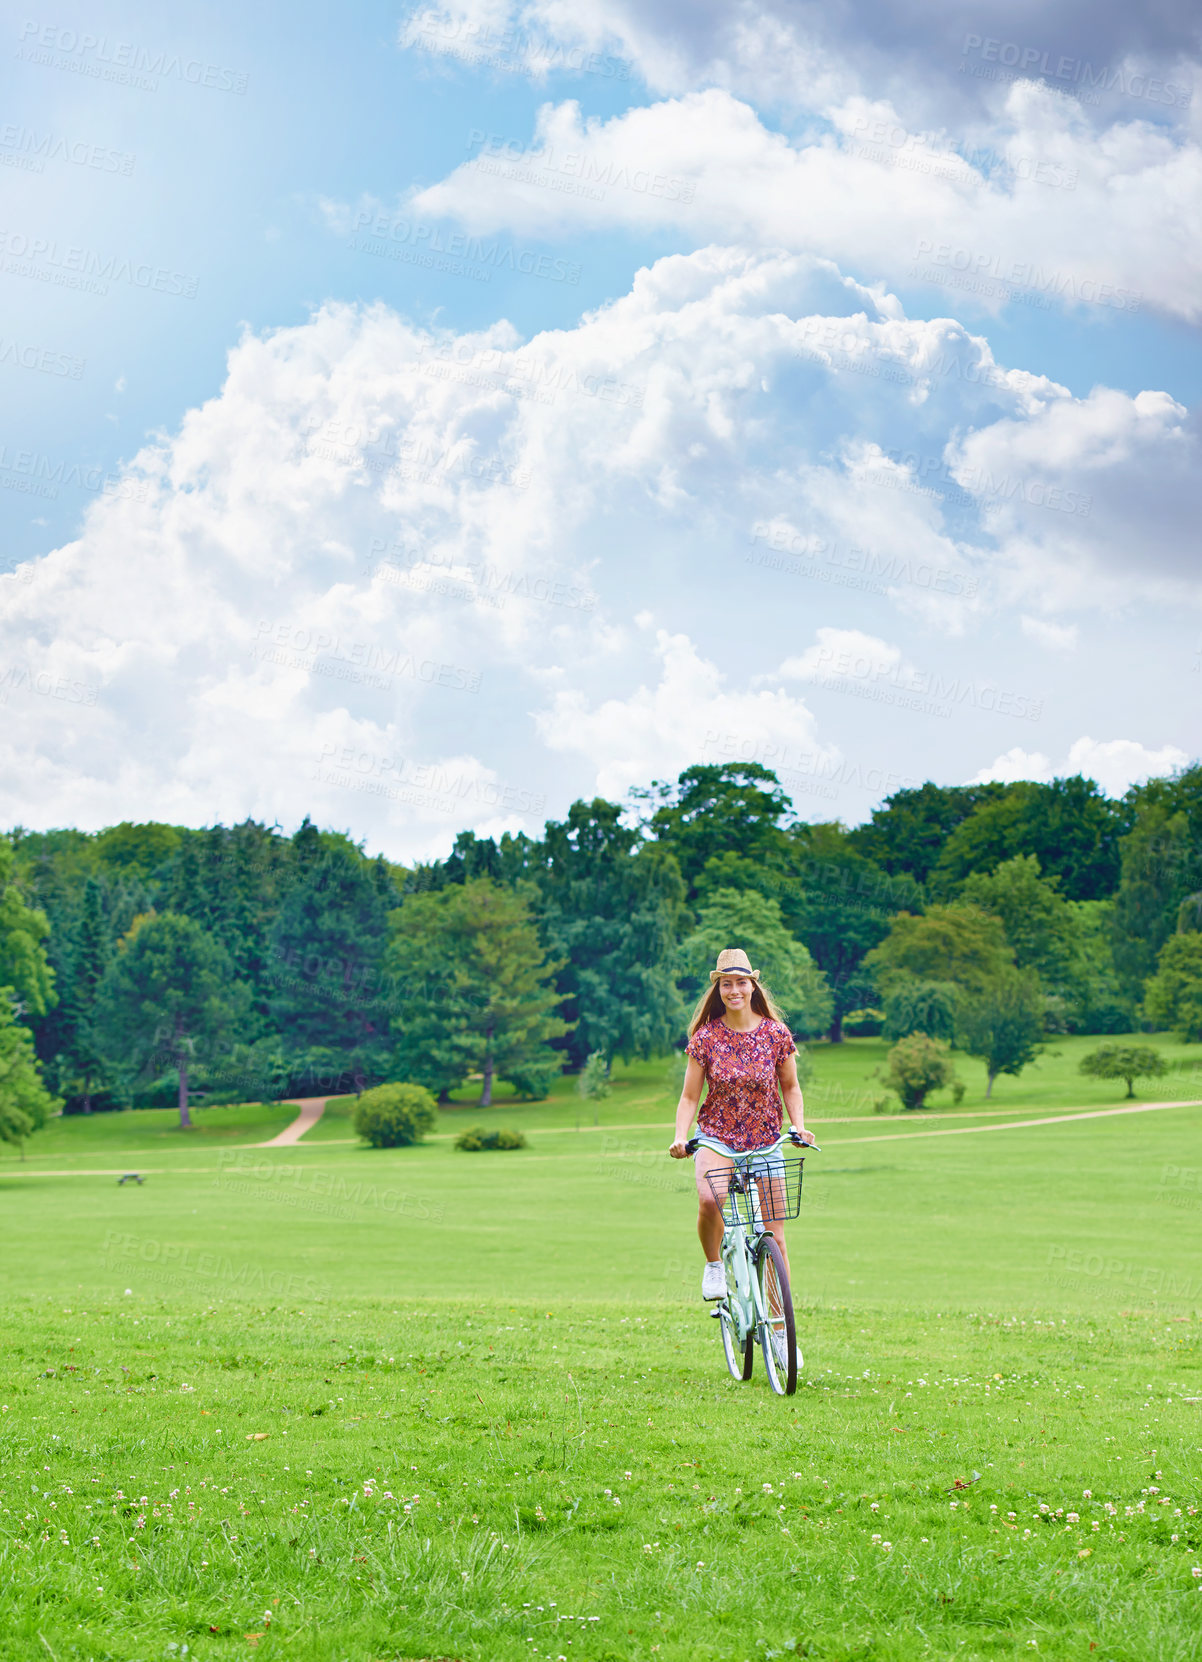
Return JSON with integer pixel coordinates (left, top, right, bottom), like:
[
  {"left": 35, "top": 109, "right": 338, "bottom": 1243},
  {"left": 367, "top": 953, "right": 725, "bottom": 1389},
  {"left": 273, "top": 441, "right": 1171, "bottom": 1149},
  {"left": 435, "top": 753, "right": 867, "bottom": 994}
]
[{"left": 669, "top": 947, "right": 814, "bottom": 1300}]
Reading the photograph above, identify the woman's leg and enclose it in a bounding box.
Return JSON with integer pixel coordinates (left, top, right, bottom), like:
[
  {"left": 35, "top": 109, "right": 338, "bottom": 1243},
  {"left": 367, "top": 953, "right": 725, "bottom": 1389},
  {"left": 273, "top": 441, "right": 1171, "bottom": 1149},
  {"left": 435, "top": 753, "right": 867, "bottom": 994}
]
[
  {"left": 765, "top": 1218, "right": 790, "bottom": 1281},
  {"left": 694, "top": 1146, "right": 731, "bottom": 1259}
]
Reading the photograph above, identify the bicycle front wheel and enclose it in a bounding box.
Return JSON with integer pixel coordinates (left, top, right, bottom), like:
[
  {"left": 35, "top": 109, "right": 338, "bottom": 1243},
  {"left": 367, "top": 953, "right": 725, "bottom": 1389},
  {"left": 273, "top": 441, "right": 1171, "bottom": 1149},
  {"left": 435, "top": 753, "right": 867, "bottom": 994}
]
[
  {"left": 756, "top": 1236, "right": 797, "bottom": 1396},
  {"left": 719, "top": 1304, "right": 754, "bottom": 1382}
]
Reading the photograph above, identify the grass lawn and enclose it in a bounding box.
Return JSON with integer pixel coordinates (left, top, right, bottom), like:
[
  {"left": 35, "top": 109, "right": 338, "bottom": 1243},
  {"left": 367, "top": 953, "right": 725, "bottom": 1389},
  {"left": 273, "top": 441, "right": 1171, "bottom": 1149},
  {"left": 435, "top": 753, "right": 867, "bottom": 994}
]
[{"left": 1, "top": 1036, "right": 1200, "bottom": 1659}]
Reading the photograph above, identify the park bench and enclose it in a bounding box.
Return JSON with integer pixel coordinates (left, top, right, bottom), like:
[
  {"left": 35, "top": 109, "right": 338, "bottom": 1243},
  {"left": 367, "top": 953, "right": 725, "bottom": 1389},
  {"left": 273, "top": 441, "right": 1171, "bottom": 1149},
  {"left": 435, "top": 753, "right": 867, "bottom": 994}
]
[{"left": 117, "top": 1173, "right": 144, "bottom": 1186}]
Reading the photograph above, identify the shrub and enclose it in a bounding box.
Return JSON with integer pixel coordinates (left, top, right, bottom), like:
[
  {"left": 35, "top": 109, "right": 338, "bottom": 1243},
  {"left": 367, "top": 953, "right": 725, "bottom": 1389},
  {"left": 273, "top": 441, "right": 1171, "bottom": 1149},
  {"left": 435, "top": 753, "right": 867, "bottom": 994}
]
[
  {"left": 842, "top": 1008, "right": 884, "bottom": 1037},
  {"left": 352, "top": 1082, "right": 438, "bottom": 1148},
  {"left": 885, "top": 1033, "right": 957, "bottom": 1110},
  {"left": 455, "top": 1125, "right": 527, "bottom": 1151},
  {"left": 503, "top": 1066, "right": 555, "bottom": 1101}
]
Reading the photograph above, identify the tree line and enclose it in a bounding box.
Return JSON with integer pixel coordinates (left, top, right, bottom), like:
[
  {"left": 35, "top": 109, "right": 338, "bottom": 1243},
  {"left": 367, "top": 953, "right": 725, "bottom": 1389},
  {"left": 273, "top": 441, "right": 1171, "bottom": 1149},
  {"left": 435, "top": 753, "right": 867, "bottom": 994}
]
[{"left": 1, "top": 760, "right": 1200, "bottom": 1143}]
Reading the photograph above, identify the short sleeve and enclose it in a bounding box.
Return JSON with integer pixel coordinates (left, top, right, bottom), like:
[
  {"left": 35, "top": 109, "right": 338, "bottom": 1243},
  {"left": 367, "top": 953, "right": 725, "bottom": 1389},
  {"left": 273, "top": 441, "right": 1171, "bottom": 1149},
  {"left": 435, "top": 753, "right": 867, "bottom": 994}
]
[
  {"left": 773, "top": 1022, "right": 797, "bottom": 1064},
  {"left": 685, "top": 1025, "right": 710, "bottom": 1067}
]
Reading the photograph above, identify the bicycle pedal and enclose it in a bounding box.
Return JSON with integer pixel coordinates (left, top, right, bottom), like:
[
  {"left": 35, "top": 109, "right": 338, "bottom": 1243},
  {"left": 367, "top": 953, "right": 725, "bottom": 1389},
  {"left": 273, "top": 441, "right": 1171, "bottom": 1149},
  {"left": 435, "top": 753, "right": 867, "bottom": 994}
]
[{"left": 708, "top": 1304, "right": 726, "bottom": 1319}]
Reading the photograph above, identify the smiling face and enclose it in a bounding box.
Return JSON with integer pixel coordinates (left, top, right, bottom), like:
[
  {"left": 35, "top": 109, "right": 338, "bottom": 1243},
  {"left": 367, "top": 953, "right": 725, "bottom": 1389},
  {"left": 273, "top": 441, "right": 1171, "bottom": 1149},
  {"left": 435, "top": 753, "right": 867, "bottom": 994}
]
[{"left": 718, "top": 973, "right": 755, "bottom": 1013}]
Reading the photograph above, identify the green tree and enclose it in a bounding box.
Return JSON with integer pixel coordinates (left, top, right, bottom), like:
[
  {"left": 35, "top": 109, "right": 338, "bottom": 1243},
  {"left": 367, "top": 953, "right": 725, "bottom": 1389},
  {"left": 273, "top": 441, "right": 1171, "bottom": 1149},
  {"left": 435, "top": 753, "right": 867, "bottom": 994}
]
[
  {"left": 955, "top": 969, "right": 1045, "bottom": 1097},
  {"left": 0, "top": 837, "right": 56, "bottom": 1017},
  {"left": 783, "top": 824, "right": 919, "bottom": 1041},
  {"left": 884, "top": 1032, "right": 957, "bottom": 1109},
  {"left": 1110, "top": 804, "right": 1201, "bottom": 998},
  {"left": 865, "top": 904, "right": 1013, "bottom": 998},
  {"left": 92, "top": 821, "right": 181, "bottom": 883},
  {"left": 95, "top": 912, "right": 250, "bottom": 1128},
  {"left": 1061, "top": 899, "right": 1133, "bottom": 1033},
  {"left": 1142, "top": 933, "right": 1202, "bottom": 1042},
  {"left": 930, "top": 777, "right": 1125, "bottom": 900},
  {"left": 55, "top": 877, "right": 111, "bottom": 1111},
  {"left": 268, "top": 828, "right": 397, "bottom": 1088},
  {"left": 0, "top": 994, "right": 60, "bottom": 1152},
  {"left": 677, "top": 887, "right": 832, "bottom": 1037},
  {"left": 633, "top": 763, "right": 794, "bottom": 898},
  {"left": 196, "top": 821, "right": 291, "bottom": 1016},
  {"left": 405, "top": 828, "right": 539, "bottom": 894},
  {"left": 1078, "top": 1042, "right": 1168, "bottom": 1099},
  {"left": 848, "top": 781, "right": 1007, "bottom": 883},
  {"left": 577, "top": 1052, "right": 611, "bottom": 1101},
  {"left": 535, "top": 799, "right": 688, "bottom": 1070},
  {"left": 960, "top": 856, "right": 1077, "bottom": 983},
  {"left": 386, "top": 878, "right": 571, "bottom": 1105},
  {"left": 881, "top": 978, "right": 960, "bottom": 1042}
]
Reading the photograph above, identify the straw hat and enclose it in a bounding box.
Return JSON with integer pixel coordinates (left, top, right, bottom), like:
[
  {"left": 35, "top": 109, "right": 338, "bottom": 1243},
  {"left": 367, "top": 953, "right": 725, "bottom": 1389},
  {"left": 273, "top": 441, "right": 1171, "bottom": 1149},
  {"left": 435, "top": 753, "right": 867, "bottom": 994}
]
[{"left": 708, "top": 948, "right": 761, "bottom": 984}]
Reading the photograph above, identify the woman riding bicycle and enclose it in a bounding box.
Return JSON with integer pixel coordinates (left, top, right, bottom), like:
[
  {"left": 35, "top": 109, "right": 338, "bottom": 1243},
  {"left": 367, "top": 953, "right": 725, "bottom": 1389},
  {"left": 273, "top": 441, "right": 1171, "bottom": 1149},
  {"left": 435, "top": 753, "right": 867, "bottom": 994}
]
[{"left": 669, "top": 947, "right": 814, "bottom": 1301}]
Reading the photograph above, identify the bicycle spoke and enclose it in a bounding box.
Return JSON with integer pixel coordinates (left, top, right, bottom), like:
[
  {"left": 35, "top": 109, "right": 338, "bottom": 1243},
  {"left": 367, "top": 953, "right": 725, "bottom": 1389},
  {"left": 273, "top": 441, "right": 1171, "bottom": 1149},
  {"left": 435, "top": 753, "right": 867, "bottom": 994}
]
[{"left": 755, "top": 1236, "right": 797, "bottom": 1396}]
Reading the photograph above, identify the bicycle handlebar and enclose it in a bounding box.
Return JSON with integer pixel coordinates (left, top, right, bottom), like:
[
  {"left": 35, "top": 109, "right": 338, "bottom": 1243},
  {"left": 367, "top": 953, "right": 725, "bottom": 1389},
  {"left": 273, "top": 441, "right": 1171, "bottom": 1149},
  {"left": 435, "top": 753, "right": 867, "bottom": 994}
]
[{"left": 684, "top": 1131, "right": 820, "bottom": 1157}]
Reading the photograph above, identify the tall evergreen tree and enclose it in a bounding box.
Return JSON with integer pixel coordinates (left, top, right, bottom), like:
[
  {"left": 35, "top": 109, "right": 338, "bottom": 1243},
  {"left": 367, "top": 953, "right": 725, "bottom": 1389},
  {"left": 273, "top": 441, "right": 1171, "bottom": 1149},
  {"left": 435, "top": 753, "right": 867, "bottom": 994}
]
[
  {"left": 534, "top": 798, "right": 688, "bottom": 1069},
  {"left": 166, "top": 833, "right": 206, "bottom": 917},
  {"left": 95, "top": 911, "right": 248, "bottom": 1128},
  {"left": 56, "top": 877, "right": 111, "bottom": 1111},
  {"left": 386, "top": 877, "right": 571, "bottom": 1104},
  {"left": 405, "top": 828, "right": 539, "bottom": 893},
  {"left": 267, "top": 827, "right": 396, "bottom": 1088}
]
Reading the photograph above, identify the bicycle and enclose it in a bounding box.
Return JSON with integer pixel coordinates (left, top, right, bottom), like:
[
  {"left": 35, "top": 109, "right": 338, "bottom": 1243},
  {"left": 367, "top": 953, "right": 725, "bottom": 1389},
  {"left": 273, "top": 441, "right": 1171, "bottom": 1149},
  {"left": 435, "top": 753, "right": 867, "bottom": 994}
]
[{"left": 686, "top": 1130, "right": 818, "bottom": 1396}]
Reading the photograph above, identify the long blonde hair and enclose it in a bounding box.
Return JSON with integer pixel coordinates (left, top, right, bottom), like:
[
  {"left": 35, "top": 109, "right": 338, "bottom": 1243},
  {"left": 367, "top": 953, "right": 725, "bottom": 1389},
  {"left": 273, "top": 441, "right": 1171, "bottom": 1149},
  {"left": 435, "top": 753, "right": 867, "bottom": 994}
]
[{"left": 687, "top": 970, "right": 787, "bottom": 1039}]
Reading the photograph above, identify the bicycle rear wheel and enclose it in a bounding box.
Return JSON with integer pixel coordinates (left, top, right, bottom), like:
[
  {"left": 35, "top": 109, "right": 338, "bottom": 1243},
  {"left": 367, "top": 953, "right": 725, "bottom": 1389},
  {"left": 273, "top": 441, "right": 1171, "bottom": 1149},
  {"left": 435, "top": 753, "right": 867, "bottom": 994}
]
[
  {"left": 718, "top": 1304, "right": 754, "bottom": 1381},
  {"left": 756, "top": 1236, "right": 797, "bottom": 1396}
]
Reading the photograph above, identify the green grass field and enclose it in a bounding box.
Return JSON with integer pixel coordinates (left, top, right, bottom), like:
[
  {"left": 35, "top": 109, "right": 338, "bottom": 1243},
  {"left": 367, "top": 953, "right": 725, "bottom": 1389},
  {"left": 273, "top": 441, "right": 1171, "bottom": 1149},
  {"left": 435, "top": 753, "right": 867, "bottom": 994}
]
[{"left": 2, "top": 1035, "right": 1200, "bottom": 1660}]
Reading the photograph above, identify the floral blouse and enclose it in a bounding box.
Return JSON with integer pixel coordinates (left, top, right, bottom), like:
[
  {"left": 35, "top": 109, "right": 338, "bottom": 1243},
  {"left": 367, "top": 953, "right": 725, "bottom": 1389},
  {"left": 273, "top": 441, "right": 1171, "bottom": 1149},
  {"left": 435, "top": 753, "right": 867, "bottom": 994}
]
[{"left": 685, "top": 1017, "right": 797, "bottom": 1152}]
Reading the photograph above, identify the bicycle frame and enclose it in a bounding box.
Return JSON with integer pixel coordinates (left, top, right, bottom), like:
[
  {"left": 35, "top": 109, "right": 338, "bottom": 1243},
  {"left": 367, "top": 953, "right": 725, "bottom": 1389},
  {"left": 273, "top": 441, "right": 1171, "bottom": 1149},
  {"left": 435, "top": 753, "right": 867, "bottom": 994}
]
[{"left": 691, "top": 1132, "right": 807, "bottom": 1347}]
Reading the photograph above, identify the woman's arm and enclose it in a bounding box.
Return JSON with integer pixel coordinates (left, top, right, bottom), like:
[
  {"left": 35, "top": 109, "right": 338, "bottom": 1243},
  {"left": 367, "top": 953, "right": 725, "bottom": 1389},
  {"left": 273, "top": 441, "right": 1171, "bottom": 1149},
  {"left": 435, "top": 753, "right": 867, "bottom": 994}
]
[
  {"left": 668, "top": 1056, "right": 706, "bottom": 1158},
  {"left": 777, "top": 1051, "right": 815, "bottom": 1143}
]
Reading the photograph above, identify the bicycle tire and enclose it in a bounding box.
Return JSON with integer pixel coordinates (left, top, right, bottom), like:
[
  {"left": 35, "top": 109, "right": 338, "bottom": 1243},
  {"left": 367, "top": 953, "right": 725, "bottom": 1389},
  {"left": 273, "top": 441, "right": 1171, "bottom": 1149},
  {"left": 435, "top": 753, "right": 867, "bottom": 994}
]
[
  {"left": 718, "top": 1304, "right": 754, "bottom": 1382},
  {"left": 756, "top": 1235, "right": 797, "bottom": 1396}
]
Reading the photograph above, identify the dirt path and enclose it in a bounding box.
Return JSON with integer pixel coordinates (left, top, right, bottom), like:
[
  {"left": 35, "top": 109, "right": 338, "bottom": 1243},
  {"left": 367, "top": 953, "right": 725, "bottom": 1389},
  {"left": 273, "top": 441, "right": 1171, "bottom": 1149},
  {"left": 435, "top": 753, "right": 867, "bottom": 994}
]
[
  {"left": 255, "top": 1097, "right": 331, "bottom": 1148},
  {"left": 833, "top": 1096, "right": 1201, "bottom": 1147},
  {"left": 2, "top": 1097, "right": 1197, "bottom": 1178}
]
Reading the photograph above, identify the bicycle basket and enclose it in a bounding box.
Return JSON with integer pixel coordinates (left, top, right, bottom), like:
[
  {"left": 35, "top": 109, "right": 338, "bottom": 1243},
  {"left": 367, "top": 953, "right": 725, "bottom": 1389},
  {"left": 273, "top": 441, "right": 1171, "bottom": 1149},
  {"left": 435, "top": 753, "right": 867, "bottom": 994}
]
[{"left": 704, "top": 1154, "right": 805, "bottom": 1229}]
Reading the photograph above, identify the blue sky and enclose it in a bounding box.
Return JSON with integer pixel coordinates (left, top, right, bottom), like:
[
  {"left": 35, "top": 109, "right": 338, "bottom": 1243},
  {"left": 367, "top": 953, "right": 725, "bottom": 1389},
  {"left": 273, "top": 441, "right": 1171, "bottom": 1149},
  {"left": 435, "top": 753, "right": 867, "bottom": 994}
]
[{"left": 2, "top": 0, "right": 1200, "bottom": 857}]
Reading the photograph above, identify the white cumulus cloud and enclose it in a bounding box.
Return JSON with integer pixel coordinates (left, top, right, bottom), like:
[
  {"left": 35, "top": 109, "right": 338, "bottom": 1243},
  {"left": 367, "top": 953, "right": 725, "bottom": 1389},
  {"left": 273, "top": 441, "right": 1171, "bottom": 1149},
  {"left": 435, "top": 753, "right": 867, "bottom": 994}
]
[
  {"left": 3, "top": 247, "right": 1195, "bottom": 855},
  {"left": 533, "top": 626, "right": 838, "bottom": 799},
  {"left": 408, "top": 84, "right": 1202, "bottom": 322},
  {"left": 971, "top": 735, "right": 1190, "bottom": 794}
]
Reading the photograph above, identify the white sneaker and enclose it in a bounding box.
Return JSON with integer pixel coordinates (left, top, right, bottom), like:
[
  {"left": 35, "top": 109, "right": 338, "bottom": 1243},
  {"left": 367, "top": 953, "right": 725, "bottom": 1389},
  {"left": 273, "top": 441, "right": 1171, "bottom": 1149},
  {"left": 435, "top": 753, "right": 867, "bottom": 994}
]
[{"left": 701, "top": 1262, "right": 727, "bottom": 1300}]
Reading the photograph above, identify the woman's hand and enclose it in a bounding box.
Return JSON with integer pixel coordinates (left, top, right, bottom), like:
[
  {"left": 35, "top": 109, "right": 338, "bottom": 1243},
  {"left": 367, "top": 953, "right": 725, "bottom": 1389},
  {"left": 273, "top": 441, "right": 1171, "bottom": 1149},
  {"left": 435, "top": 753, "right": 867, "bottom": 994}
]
[{"left": 668, "top": 1138, "right": 689, "bottom": 1159}]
